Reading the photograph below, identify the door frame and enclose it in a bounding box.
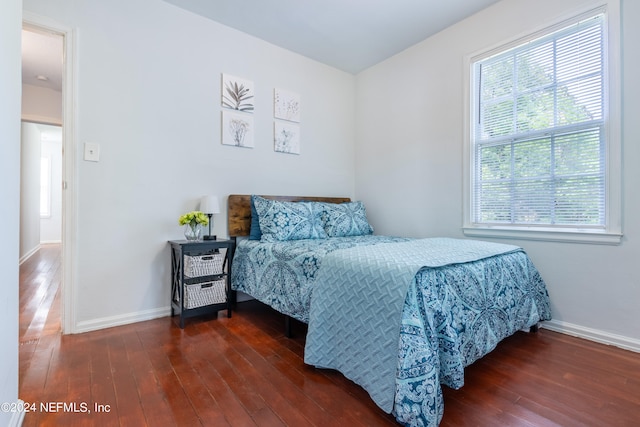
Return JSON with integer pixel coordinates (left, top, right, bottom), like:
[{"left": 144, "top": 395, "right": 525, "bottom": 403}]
[{"left": 23, "top": 11, "right": 77, "bottom": 334}]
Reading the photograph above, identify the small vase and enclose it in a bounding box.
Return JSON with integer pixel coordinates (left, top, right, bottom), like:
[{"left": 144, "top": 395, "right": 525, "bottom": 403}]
[{"left": 184, "top": 223, "right": 202, "bottom": 241}]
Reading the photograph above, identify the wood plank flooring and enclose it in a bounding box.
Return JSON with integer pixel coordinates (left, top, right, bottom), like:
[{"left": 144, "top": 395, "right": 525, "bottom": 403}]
[{"left": 19, "top": 244, "right": 640, "bottom": 426}]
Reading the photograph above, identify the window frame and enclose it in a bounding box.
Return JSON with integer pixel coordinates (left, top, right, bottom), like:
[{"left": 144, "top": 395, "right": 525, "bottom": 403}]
[{"left": 462, "top": 3, "right": 621, "bottom": 245}]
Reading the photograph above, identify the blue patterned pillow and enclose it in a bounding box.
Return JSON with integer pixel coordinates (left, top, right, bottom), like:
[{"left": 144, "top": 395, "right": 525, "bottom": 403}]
[
  {"left": 253, "top": 196, "right": 328, "bottom": 242},
  {"left": 322, "top": 201, "right": 374, "bottom": 237},
  {"left": 249, "top": 195, "right": 262, "bottom": 240}
]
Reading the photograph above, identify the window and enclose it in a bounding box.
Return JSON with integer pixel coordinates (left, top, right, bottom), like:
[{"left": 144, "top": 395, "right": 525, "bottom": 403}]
[
  {"left": 40, "top": 155, "right": 51, "bottom": 218},
  {"left": 464, "top": 6, "right": 621, "bottom": 244}
]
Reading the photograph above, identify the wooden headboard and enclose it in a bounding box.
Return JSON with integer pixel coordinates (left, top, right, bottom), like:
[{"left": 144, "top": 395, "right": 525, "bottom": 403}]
[{"left": 228, "top": 194, "right": 351, "bottom": 238}]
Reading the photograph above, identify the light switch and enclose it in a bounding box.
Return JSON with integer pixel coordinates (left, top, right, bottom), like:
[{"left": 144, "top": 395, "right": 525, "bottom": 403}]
[{"left": 84, "top": 142, "right": 100, "bottom": 162}]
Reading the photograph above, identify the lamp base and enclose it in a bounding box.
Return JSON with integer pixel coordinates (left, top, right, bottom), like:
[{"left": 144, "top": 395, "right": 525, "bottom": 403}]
[{"left": 204, "top": 213, "right": 215, "bottom": 240}]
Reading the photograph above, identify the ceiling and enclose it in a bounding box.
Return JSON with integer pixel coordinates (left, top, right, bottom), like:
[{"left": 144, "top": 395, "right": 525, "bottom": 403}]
[
  {"left": 163, "top": 0, "right": 501, "bottom": 74},
  {"left": 22, "top": 29, "right": 63, "bottom": 92},
  {"left": 20, "top": 0, "right": 500, "bottom": 92}
]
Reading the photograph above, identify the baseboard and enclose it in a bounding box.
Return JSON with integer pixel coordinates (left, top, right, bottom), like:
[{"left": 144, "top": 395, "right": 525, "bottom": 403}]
[
  {"left": 236, "top": 291, "right": 254, "bottom": 302},
  {"left": 543, "top": 319, "right": 640, "bottom": 353},
  {"left": 8, "top": 399, "right": 25, "bottom": 427},
  {"left": 19, "top": 245, "right": 39, "bottom": 265},
  {"left": 73, "top": 306, "right": 171, "bottom": 334},
  {"left": 69, "top": 302, "right": 640, "bottom": 354}
]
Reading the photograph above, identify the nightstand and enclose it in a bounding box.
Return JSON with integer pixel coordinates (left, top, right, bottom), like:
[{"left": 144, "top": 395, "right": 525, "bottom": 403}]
[{"left": 169, "top": 239, "right": 235, "bottom": 328}]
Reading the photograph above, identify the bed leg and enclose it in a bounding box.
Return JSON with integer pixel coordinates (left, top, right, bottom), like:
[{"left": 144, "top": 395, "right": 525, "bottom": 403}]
[
  {"left": 285, "top": 316, "right": 292, "bottom": 338},
  {"left": 529, "top": 323, "right": 540, "bottom": 333}
]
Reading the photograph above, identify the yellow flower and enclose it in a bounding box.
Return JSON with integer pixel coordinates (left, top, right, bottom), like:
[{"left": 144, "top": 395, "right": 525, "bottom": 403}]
[{"left": 178, "top": 211, "right": 209, "bottom": 226}]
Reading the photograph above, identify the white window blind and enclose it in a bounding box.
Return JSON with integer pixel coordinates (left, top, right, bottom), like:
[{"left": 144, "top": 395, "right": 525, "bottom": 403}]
[{"left": 472, "top": 13, "right": 606, "bottom": 229}]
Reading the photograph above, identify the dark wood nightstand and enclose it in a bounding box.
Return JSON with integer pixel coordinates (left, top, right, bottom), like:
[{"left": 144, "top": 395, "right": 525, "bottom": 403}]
[{"left": 169, "top": 239, "right": 235, "bottom": 328}]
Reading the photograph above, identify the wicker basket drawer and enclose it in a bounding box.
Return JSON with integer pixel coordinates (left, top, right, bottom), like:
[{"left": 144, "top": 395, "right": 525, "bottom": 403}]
[
  {"left": 183, "top": 279, "right": 226, "bottom": 309},
  {"left": 184, "top": 251, "right": 224, "bottom": 278}
]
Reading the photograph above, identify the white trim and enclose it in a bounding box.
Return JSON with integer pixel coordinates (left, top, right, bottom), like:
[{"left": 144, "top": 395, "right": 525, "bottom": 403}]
[
  {"left": 23, "top": 12, "right": 78, "bottom": 334},
  {"left": 602, "top": 0, "right": 622, "bottom": 240},
  {"left": 462, "top": 1, "right": 622, "bottom": 245},
  {"left": 542, "top": 319, "right": 640, "bottom": 353},
  {"left": 236, "top": 290, "right": 255, "bottom": 302},
  {"left": 7, "top": 400, "right": 25, "bottom": 427},
  {"left": 74, "top": 307, "right": 172, "bottom": 334},
  {"left": 463, "top": 225, "right": 622, "bottom": 245},
  {"left": 39, "top": 239, "right": 62, "bottom": 244},
  {"left": 18, "top": 245, "right": 40, "bottom": 265},
  {"left": 20, "top": 114, "right": 62, "bottom": 127}
]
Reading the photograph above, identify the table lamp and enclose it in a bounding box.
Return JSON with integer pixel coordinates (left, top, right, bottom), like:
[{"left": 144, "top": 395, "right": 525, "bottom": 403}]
[{"left": 200, "top": 195, "right": 220, "bottom": 240}]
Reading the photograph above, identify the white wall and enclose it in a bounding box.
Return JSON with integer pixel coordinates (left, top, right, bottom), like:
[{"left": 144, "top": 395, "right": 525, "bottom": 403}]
[
  {"left": 40, "top": 127, "right": 63, "bottom": 243},
  {"left": 19, "top": 122, "right": 62, "bottom": 258},
  {"left": 22, "top": 80, "right": 63, "bottom": 248},
  {"left": 22, "top": 0, "right": 356, "bottom": 331},
  {"left": 21, "top": 84, "right": 62, "bottom": 125},
  {"left": 20, "top": 122, "right": 42, "bottom": 261},
  {"left": 355, "top": 0, "right": 640, "bottom": 348},
  {"left": 22, "top": 0, "right": 638, "bottom": 350},
  {"left": 0, "top": 0, "right": 22, "bottom": 424}
]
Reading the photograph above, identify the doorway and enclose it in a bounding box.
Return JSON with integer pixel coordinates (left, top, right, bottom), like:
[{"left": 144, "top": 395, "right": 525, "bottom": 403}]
[
  {"left": 21, "top": 13, "right": 76, "bottom": 335},
  {"left": 20, "top": 28, "right": 64, "bottom": 341}
]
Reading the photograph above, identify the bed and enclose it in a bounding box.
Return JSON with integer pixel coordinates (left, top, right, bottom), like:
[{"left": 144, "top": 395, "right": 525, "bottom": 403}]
[{"left": 228, "top": 194, "right": 551, "bottom": 427}]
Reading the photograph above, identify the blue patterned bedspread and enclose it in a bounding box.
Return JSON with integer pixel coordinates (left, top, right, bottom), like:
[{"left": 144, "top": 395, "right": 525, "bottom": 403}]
[
  {"left": 231, "top": 236, "right": 551, "bottom": 427},
  {"left": 231, "top": 235, "right": 409, "bottom": 322},
  {"left": 304, "top": 238, "right": 523, "bottom": 411}
]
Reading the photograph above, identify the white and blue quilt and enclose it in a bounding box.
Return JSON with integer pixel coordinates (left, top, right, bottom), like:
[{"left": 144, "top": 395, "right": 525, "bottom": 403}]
[
  {"left": 231, "top": 236, "right": 551, "bottom": 427},
  {"left": 231, "top": 235, "right": 408, "bottom": 323}
]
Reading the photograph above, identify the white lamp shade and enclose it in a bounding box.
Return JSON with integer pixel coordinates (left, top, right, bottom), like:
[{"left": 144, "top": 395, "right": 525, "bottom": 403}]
[{"left": 200, "top": 195, "right": 220, "bottom": 214}]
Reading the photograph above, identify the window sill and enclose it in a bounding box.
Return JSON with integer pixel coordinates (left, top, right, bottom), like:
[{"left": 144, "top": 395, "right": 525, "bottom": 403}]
[{"left": 462, "top": 225, "right": 622, "bottom": 245}]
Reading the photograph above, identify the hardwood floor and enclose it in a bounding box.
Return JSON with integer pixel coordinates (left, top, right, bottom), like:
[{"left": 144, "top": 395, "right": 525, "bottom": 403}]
[{"left": 19, "top": 244, "right": 640, "bottom": 426}]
